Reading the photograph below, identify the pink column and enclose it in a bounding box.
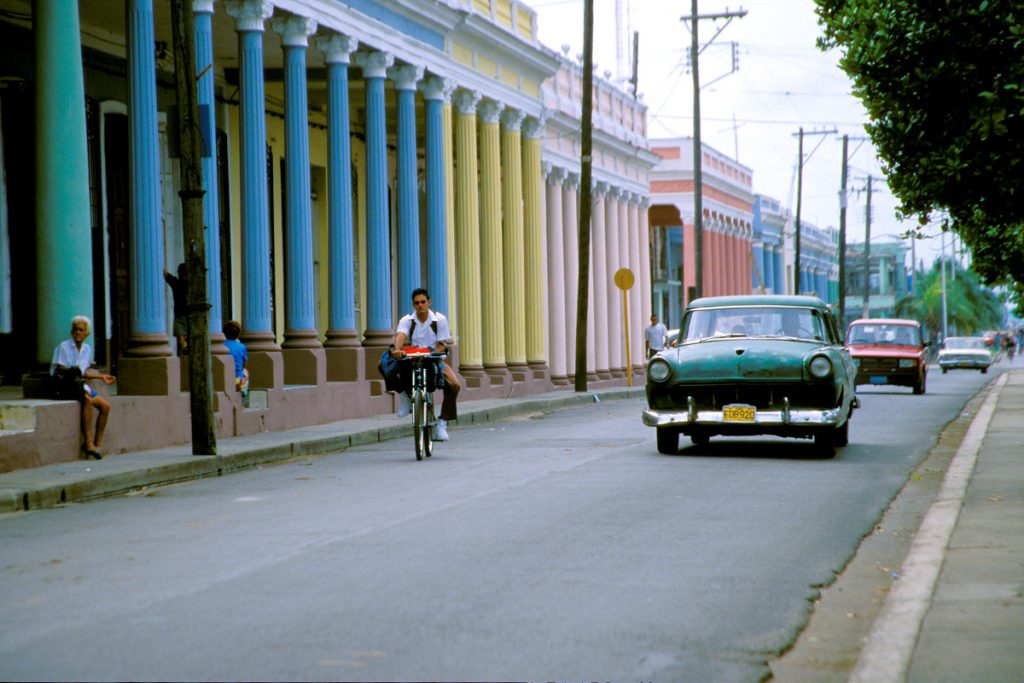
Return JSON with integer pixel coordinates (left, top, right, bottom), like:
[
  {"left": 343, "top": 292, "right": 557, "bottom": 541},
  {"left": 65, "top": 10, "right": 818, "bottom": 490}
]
[
  {"left": 545, "top": 167, "right": 568, "bottom": 384},
  {"left": 628, "top": 195, "right": 643, "bottom": 372},
  {"left": 606, "top": 191, "right": 624, "bottom": 376},
  {"left": 562, "top": 172, "right": 579, "bottom": 380}
]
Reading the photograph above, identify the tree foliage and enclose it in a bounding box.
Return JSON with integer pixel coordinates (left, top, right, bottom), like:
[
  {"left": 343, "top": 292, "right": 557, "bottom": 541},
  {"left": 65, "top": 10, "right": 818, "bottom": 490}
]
[
  {"left": 815, "top": 0, "right": 1024, "bottom": 293},
  {"left": 894, "top": 262, "right": 1005, "bottom": 338}
]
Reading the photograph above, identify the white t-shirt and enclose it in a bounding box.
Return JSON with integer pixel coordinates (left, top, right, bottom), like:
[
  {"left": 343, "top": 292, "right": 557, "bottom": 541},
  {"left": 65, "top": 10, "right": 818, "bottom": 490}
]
[
  {"left": 396, "top": 310, "right": 453, "bottom": 349},
  {"left": 50, "top": 339, "right": 93, "bottom": 376},
  {"left": 645, "top": 322, "right": 668, "bottom": 350}
]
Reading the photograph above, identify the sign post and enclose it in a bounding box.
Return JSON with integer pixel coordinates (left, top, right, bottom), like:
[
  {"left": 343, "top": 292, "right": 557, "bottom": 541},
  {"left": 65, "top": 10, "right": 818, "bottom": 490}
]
[{"left": 614, "top": 268, "right": 635, "bottom": 387}]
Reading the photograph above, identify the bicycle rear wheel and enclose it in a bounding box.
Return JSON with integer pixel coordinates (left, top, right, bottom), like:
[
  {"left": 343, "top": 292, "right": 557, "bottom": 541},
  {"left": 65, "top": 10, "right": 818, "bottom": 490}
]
[{"left": 424, "top": 397, "right": 434, "bottom": 458}]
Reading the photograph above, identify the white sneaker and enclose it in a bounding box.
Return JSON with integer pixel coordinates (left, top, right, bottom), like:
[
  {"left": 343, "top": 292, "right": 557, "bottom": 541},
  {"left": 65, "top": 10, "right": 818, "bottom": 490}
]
[
  {"left": 396, "top": 392, "right": 411, "bottom": 418},
  {"left": 433, "top": 419, "right": 449, "bottom": 442}
]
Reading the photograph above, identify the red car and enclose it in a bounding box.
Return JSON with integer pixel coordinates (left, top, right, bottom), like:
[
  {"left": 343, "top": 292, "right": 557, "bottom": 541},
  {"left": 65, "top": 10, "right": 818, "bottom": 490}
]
[{"left": 845, "top": 318, "right": 929, "bottom": 394}]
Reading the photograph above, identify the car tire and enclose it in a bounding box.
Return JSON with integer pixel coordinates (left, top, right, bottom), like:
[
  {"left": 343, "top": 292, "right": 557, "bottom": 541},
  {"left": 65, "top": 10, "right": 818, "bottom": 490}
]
[
  {"left": 813, "top": 430, "right": 837, "bottom": 458},
  {"left": 981, "top": 368, "right": 988, "bottom": 374},
  {"left": 834, "top": 419, "right": 850, "bottom": 447},
  {"left": 913, "top": 373, "right": 926, "bottom": 395},
  {"left": 942, "top": 367, "right": 948, "bottom": 374},
  {"left": 656, "top": 427, "right": 679, "bottom": 454},
  {"left": 690, "top": 431, "right": 710, "bottom": 446}
]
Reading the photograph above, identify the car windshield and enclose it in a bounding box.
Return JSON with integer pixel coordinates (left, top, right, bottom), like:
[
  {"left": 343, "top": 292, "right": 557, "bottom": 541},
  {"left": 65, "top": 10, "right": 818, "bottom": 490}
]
[
  {"left": 943, "top": 337, "right": 987, "bottom": 350},
  {"left": 847, "top": 323, "right": 921, "bottom": 346},
  {"left": 681, "top": 306, "right": 827, "bottom": 343}
]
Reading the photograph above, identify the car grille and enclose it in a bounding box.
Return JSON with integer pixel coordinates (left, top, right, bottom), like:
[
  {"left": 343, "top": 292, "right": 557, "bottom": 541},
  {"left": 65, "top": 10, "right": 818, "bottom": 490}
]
[
  {"left": 858, "top": 357, "right": 900, "bottom": 372},
  {"left": 651, "top": 382, "right": 837, "bottom": 410}
]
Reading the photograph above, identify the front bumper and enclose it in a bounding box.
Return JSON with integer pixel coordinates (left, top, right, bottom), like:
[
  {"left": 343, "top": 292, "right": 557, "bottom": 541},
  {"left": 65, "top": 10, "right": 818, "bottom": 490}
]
[
  {"left": 854, "top": 369, "right": 919, "bottom": 386},
  {"left": 642, "top": 402, "right": 844, "bottom": 429}
]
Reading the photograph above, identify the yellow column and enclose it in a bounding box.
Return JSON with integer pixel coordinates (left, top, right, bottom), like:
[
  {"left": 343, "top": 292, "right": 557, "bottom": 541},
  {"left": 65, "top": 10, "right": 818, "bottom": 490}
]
[
  {"left": 500, "top": 108, "right": 527, "bottom": 375},
  {"left": 453, "top": 88, "right": 484, "bottom": 377},
  {"left": 522, "top": 116, "right": 547, "bottom": 371},
  {"left": 478, "top": 98, "right": 506, "bottom": 375},
  {"left": 442, "top": 95, "right": 457, "bottom": 337}
]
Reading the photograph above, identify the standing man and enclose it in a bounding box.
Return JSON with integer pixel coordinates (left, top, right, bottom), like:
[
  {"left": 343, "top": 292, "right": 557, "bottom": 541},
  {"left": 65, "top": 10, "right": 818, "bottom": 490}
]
[
  {"left": 391, "top": 288, "right": 461, "bottom": 441},
  {"left": 644, "top": 313, "right": 668, "bottom": 359}
]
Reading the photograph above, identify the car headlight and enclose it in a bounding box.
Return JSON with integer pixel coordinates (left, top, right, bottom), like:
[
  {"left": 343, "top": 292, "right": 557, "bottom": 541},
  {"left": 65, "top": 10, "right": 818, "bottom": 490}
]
[
  {"left": 853, "top": 358, "right": 861, "bottom": 368},
  {"left": 809, "top": 355, "right": 833, "bottom": 379},
  {"left": 648, "top": 358, "right": 672, "bottom": 383},
  {"left": 898, "top": 358, "right": 916, "bottom": 368}
]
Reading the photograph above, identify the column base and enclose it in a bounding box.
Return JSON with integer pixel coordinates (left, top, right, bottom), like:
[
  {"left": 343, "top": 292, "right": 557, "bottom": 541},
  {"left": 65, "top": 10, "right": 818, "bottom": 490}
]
[
  {"left": 325, "top": 347, "right": 365, "bottom": 382},
  {"left": 362, "top": 328, "right": 394, "bottom": 347},
  {"left": 118, "top": 356, "right": 181, "bottom": 395},
  {"left": 507, "top": 361, "right": 530, "bottom": 383},
  {"left": 324, "top": 328, "right": 361, "bottom": 348},
  {"left": 550, "top": 374, "right": 570, "bottom": 387},
  {"left": 210, "top": 331, "right": 229, "bottom": 356},
  {"left": 527, "top": 361, "right": 548, "bottom": 381},
  {"left": 459, "top": 364, "right": 487, "bottom": 389},
  {"left": 283, "top": 348, "right": 326, "bottom": 386},
  {"left": 484, "top": 364, "right": 509, "bottom": 387},
  {"left": 611, "top": 367, "right": 626, "bottom": 379},
  {"left": 242, "top": 330, "right": 279, "bottom": 353},
  {"left": 124, "top": 333, "right": 174, "bottom": 358},
  {"left": 249, "top": 350, "right": 284, "bottom": 389},
  {"left": 180, "top": 354, "right": 235, "bottom": 393},
  {"left": 362, "top": 344, "right": 390, "bottom": 381},
  {"left": 282, "top": 328, "right": 323, "bottom": 350},
  {"left": 597, "top": 369, "right": 613, "bottom": 380}
]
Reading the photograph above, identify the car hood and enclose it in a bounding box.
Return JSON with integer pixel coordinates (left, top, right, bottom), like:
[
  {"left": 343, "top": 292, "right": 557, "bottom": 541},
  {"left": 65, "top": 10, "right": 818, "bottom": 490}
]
[
  {"left": 847, "top": 343, "right": 923, "bottom": 358},
  {"left": 665, "top": 338, "right": 824, "bottom": 381}
]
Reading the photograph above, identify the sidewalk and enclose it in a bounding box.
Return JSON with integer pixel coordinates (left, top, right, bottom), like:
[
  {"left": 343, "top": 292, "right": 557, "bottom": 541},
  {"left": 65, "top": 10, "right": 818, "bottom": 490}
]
[
  {"left": 850, "top": 369, "right": 1024, "bottom": 683},
  {"left": 0, "top": 386, "right": 644, "bottom": 514}
]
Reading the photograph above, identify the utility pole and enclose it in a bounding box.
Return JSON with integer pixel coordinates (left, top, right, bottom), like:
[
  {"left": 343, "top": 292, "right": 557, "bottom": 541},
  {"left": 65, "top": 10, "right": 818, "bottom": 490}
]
[
  {"left": 792, "top": 127, "right": 836, "bottom": 294},
  {"left": 837, "top": 134, "right": 848, "bottom": 326},
  {"left": 170, "top": 0, "right": 216, "bottom": 454},
  {"left": 862, "top": 175, "right": 872, "bottom": 319},
  {"left": 940, "top": 230, "right": 948, "bottom": 341},
  {"left": 574, "top": 0, "right": 593, "bottom": 392},
  {"left": 681, "top": 2, "right": 746, "bottom": 301}
]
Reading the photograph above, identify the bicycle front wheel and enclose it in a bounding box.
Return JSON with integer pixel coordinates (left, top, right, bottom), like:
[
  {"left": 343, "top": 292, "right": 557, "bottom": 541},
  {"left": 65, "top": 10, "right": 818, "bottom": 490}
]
[{"left": 413, "top": 389, "right": 427, "bottom": 461}]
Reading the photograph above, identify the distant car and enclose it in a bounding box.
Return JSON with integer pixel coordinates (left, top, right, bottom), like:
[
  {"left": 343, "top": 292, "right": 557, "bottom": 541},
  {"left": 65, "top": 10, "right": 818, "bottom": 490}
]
[
  {"left": 937, "top": 336, "right": 993, "bottom": 374},
  {"left": 642, "top": 295, "right": 858, "bottom": 457},
  {"left": 845, "top": 318, "right": 929, "bottom": 394}
]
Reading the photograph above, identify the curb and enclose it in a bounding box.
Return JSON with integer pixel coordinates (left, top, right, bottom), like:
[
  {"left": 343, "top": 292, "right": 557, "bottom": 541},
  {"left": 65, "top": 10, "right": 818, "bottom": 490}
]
[{"left": 0, "top": 387, "right": 644, "bottom": 514}]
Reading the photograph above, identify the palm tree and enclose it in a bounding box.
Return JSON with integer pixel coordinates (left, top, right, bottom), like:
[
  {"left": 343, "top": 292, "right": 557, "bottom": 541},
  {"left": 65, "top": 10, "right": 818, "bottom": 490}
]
[{"left": 895, "top": 261, "right": 1004, "bottom": 339}]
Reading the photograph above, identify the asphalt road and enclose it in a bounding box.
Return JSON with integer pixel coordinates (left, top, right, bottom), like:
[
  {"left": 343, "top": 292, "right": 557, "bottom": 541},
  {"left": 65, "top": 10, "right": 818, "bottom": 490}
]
[{"left": 0, "top": 367, "right": 998, "bottom": 682}]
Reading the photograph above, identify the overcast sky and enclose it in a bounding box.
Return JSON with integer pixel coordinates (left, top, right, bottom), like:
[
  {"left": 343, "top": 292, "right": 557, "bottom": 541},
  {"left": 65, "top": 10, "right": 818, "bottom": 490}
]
[{"left": 530, "top": 0, "right": 953, "bottom": 267}]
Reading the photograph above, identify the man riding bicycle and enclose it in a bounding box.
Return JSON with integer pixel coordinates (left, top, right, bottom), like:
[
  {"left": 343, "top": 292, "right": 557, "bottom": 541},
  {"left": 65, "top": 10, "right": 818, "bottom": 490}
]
[{"left": 391, "top": 288, "right": 461, "bottom": 441}]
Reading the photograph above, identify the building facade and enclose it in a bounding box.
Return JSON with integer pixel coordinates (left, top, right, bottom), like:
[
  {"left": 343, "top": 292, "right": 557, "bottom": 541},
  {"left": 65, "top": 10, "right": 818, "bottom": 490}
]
[{"left": 0, "top": 0, "right": 655, "bottom": 470}]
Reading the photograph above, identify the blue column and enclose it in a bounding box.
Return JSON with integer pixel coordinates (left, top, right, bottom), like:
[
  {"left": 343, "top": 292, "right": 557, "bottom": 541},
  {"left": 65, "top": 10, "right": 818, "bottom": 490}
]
[
  {"left": 274, "top": 15, "right": 320, "bottom": 348},
  {"left": 774, "top": 249, "right": 784, "bottom": 294},
  {"left": 227, "top": 0, "right": 275, "bottom": 350},
  {"left": 353, "top": 51, "right": 395, "bottom": 345},
  {"left": 762, "top": 245, "right": 774, "bottom": 293},
  {"left": 193, "top": 1, "right": 225, "bottom": 352},
  {"left": 420, "top": 76, "right": 452, "bottom": 316},
  {"left": 33, "top": 0, "right": 93, "bottom": 363},
  {"left": 389, "top": 64, "right": 424, "bottom": 306},
  {"left": 751, "top": 242, "right": 764, "bottom": 290},
  {"left": 126, "top": 0, "right": 170, "bottom": 356},
  {"left": 317, "top": 34, "right": 359, "bottom": 347}
]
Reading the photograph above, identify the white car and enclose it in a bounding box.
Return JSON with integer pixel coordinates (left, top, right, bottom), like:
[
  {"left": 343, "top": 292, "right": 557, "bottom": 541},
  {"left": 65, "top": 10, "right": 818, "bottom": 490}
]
[{"left": 937, "top": 336, "right": 993, "bottom": 374}]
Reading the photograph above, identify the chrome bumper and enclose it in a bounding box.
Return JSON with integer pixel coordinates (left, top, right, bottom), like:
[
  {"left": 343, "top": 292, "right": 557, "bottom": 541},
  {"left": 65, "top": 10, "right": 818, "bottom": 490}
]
[{"left": 642, "top": 402, "right": 844, "bottom": 428}]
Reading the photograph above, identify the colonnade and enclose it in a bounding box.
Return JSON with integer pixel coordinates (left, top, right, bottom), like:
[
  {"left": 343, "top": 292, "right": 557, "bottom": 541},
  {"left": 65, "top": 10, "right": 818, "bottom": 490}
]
[
  {"left": 544, "top": 169, "right": 650, "bottom": 384},
  {"left": 699, "top": 220, "right": 752, "bottom": 298},
  {"left": 752, "top": 241, "right": 785, "bottom": 294}
]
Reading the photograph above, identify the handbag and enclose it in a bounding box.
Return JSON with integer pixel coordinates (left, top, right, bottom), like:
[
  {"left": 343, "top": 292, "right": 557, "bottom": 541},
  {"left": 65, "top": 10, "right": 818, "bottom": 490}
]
[{"left": 52, "top": 366, "right": 86, "bottom": 401}]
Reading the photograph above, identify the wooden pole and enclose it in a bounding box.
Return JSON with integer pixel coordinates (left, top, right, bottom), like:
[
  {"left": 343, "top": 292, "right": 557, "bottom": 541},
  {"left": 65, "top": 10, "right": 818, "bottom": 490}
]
[
  {"left": 575, "top": 0, "right": 594, "bottom": 392},
  {"left": 170, "top": 0, "right": 216, "bottom": 455}
]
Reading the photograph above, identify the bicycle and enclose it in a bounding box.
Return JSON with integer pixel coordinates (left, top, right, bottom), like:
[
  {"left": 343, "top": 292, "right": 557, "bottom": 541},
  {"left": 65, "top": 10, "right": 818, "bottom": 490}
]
[{"left": 398, "top": 349, "right": 447, "bottom": 461}]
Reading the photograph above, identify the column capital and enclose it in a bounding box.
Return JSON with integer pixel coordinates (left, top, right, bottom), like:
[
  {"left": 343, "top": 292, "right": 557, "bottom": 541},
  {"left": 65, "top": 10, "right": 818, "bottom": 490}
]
[
  {"left": 353, "top": 51, "right": 394, "bottom": 79},
  {"left": 478, "top": 98, "right": 505, "bottom": 124},
  {"left": 225, "top": 0, "right": 273, "bottom": 32},
  {"left": 606, "top": 185, "right": 622, "bottom": 200},
  {"left": 420, "top": 75, "right": 456, "bottom": 101},
  {"left": 388, "top": 64, "right": 424, "bottom": 91},
  {"left": 193, "top": 0, "right": 217, "bottom": 14},
  {"left": 499, "top": 108, "right": 525, "bottom": 131},
  {"left": 595, "top": 180, "right": 610, "bottom": 196},
  {"left": 522, "top": 113, "right": 548, "bottom": 139},
  {"left": 453, "top": 88, "right": 482, "bottom": 115},
  {"left": 564, "top": 171, "right": 580, "bottom": 189},
  {"left": 316, "top": 33, "right": 358, "bottom": 64},
  {"left": 640, "top": 195, "right": 651, "bottom": 208},
  {"left": 272, "top": 15, "right": 317, "bottom": 47}
]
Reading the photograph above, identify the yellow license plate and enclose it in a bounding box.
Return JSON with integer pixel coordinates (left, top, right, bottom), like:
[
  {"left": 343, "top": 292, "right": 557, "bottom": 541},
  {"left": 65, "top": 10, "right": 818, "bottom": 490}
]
[{"left": 723, "top": 405, "right": 755, "bottom": 422}]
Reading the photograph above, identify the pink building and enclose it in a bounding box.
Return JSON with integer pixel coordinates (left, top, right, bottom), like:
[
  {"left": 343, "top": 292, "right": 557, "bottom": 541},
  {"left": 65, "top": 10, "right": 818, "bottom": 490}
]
[{"left": 648, "top": 138, "right": 755, "bottom": 321}]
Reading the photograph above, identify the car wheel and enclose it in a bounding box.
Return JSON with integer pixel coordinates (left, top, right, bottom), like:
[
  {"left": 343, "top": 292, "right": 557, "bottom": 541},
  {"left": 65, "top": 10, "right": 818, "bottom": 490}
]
[
  {"left": 981, "top": 368, "right": 988, "bottom": 374},
  {"left": 656, "top": 427, "right": 679, "bottom": 454},
  {"left": 834, "top": 419, "right": 850, "bottom": 447},
  {"left": 813, "top": 430, "right": 837, "bottom": 458},
  {"left": 690, "top": 431, "right": 710, "bottom": 446},
  {"left": 913, "top": 373, "right": 926, "bottom": 395},
  {"left": 942, "top": 367, "right": 948, "bottom": 374}
]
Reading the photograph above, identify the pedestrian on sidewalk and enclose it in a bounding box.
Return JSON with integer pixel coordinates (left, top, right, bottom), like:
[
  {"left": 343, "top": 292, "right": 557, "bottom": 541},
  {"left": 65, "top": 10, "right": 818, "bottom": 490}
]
[
  {"left": 645, "top": 313, "right": 669, "bottom": 359},
  {"left": 390, "top": 288, "right": 461, "bottom": 441},
  {"left": 163, "top": 263, "right": 188, "bottom": 355},
  {"left": 50, "top": 315, "right": 116, "bottom": 459},
  {"left": 222, "top": 320, "right": 249, "bottom": 407}
]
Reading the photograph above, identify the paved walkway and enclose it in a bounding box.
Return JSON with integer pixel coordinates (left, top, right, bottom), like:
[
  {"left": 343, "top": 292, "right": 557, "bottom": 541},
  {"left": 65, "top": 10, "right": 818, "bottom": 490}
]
[{"left": 2, "top": 373, "right": 1020, "bottom": 682}]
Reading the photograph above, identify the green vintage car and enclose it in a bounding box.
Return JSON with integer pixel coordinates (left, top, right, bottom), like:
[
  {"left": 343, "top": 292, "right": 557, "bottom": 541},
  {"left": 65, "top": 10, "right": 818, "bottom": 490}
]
[{"left": 642, "top": 295, "right": 858, "bottom": 456}]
